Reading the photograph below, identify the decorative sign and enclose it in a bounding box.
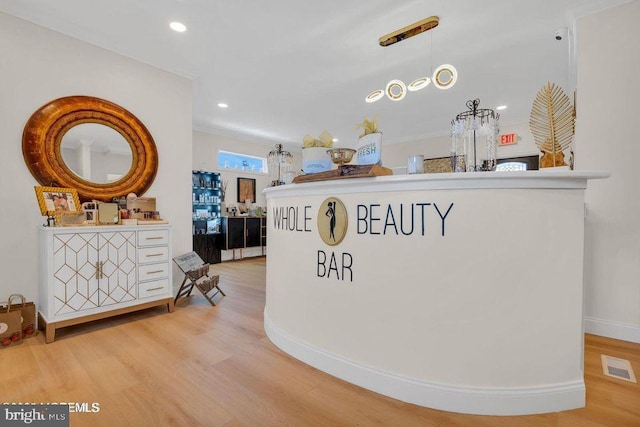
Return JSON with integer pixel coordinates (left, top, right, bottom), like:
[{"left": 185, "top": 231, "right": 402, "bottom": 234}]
[
  {"left": 317, "top": 197, "right": 348, "bottom": 246},
  {"left": 173, "top": 251, "right": 204, "bottom": 273},
  {"left": 272, "top": 198, "right": 454, "bottom": 283},
  {"left": 498, "top": 133, "right": 518, "bottom": 146}
]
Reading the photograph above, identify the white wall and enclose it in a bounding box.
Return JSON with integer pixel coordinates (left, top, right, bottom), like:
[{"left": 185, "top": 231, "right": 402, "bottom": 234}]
[
  {"left": 0, "top": 13, "right": 192, "bottom": 302},
  {"left": 193, "top": 130, "right": 301, "bottom": 260},
  {"left": 382, "top": 122, "right": 539, "bottom": 169},
  {"left": 194, "top": 131, "right": 270, "bottom": 208},
  {"left": 382, "top": 9, "right": 640, "bottom": 346},
  {"left": 576, "top": 1, "right": 640, "bottom": 343}
]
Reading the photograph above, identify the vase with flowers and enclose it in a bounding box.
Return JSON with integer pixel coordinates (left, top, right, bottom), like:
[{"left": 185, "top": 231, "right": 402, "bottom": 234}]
[
  {"left": 302, "top": 130, "right": 334, "bottom": 174},
  {"left": 356, "top": 116, "right": 382, "bottom": 165}
]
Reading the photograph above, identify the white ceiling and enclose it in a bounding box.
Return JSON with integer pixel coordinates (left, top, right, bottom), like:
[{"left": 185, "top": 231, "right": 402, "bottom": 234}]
[{"left": 0, "top": 0, "right": 629, "bottom": 152}]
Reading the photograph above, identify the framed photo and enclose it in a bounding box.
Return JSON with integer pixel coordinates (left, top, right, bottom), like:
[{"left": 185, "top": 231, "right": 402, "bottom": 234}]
[
  {"left": 237, "top": 177, "right": 256, "bottom": 203},
  {"left": 34, "top": 186, "right": 81, "bottom": 215}
]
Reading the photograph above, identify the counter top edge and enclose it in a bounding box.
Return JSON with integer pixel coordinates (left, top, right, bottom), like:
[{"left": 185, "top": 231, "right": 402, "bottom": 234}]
[
  {"left": 38, "top": 224, "right": 172, "bottom": 233},
  {"left": 263, "top": 170, "right": 609, "bottom": 199}
]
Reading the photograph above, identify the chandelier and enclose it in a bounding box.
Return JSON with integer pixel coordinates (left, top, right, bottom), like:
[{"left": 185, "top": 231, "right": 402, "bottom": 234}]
[
  {"left": 365, "top": 16, "right": 458, "bottom": 103},
  {"left": 267, "top": 144, "right": 292, "bottom": 186},
  {"left": 451, "top": 99, "right": 500, "bottom": 172}
]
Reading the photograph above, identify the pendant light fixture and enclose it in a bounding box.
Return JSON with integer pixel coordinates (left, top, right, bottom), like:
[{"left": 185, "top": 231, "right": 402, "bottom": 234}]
[
  {"left": 408, "top": 76, "right": 431, "bottom": 91},
  {"left": 432, "top": 64, "right": 458, "bottom": 89},
  {"left": 365, "top": 15, "right": 458, "bottom": 103},
  {"left": 385, "top": 79, "right": 407, "bottom": 102}
]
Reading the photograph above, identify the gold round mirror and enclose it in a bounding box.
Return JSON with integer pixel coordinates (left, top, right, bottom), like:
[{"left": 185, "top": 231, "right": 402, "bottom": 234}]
[{"left": 22, "top": 96, "right": 158, "bottom": 202}]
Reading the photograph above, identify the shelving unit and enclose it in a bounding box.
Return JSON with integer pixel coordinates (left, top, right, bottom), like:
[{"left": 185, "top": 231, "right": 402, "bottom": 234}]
[
  {"left": 192, "top": 170, "right": 223, "bottom": 264},
  {"left": 222, "top": 216, "right": 267, "bottom": 260},
  {"left": 192, "top": 170, "right": 222, "bottom": 234}
]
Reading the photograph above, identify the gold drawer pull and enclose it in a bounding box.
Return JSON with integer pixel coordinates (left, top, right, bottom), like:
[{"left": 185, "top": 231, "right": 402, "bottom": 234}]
[
  {"left": 146, "top": 286, "right": 163, "bottom": 292},
  {"left": 145, "top": 236, "right": 164, "bottom": 240},
  {"left": 146, "top": 253, "right": 164, "bottom": 257},
  {"left": 146, "top": 270, "right": 164, "bottom": 274}
]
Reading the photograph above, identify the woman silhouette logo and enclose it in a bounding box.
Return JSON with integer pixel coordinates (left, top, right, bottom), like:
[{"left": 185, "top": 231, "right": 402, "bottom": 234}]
[
  {"left": 318, "top": 198, "right": 347, "bottom": 246},
  {"left": 326, "top": 201, "right": 336, "bottom": 241}
]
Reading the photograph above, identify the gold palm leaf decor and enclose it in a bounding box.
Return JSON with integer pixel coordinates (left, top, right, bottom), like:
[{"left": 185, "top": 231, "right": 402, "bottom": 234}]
[{"left": 529, "top": 82, "right": 575, "bottom": 168}]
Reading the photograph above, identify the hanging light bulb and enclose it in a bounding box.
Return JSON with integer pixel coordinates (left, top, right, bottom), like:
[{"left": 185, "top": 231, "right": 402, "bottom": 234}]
[
  {"left": 432, "top": 64, "right": 458, "bottom": 89},
  {"left": 385, "top": 79, "right": 407, "bottom": 101}
]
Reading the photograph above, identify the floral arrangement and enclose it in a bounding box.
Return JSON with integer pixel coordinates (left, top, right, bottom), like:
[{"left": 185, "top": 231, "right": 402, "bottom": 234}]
[
  {"left": 356, "top": 116, "right": 379, "bottom": 138},
  {"left": 302, "top": 130, "right": 334, "bottom": 148},
  {"left": 220, "top": 179, "right": 228, "bottom": 202}
]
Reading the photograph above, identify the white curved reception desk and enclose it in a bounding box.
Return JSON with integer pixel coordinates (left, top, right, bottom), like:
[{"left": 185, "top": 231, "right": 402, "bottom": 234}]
[{"left": 263, "top": 170, "right": 608, "bottom": 416}]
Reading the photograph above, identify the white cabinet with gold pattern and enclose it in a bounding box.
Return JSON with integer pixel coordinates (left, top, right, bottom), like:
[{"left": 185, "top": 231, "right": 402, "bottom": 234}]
[{"left": 39, "top": 225, "right": 174, "bottom": 343}]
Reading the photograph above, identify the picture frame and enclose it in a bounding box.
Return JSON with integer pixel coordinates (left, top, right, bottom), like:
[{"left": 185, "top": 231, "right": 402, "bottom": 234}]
[
  {"left": 34, "top": 186, "right": 81, "bottom": 216},
  {"left": 237, "top": 177, "right": 256, "bottom": 203}
]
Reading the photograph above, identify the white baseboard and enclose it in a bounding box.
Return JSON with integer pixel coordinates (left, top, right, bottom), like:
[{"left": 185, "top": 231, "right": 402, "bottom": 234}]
[
  {"left": 584, "top": 316, "right": 640, "bottom": 344},
  {"left": 221, "top": 247, "right": 264, "bottom": 262},
  {"left": 264, "top": 310, "right": 585, "bottom": 416}
]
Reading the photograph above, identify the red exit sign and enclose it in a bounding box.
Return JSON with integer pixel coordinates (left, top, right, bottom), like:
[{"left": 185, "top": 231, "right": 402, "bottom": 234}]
[{"left": 499, "top": 133, "right": 517, "bottom": 146}]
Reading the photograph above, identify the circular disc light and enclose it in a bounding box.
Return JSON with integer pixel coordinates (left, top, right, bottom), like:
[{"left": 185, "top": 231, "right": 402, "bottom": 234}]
[
  {"left": 169, "top": 21, "right": 187, "bottom": 32},
  {"left": 385, "top": 79, "right": 407, "bottom": 101},
  {"left": 408, "top": 77, "right": 431, "bottom": 92},
  {"left": 432, "top": 64, "right": 458, "bottom": 89},
  {"left": 218, "top": 103, "right": 228, "bottom": 108},
  {"left": 365, "top": 89, "right": 384, "bottom": 103}
]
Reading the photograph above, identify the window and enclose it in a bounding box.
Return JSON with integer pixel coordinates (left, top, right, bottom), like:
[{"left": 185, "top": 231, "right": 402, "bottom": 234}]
[
  {"left": 218, "top": 150, "right": 268, "bottom": 174},
  {"left": 496, "top": 155, "right": 539, "bottom": 170},
  {"left": 496, "top": 162, "right": 527, "bottom": 171}
]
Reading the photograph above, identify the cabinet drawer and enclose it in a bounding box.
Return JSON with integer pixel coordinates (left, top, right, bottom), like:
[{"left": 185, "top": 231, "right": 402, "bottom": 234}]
[
  {"left": 138, "top": 246, "right": 169, "bottom": 264},
  {"left": 139, "top": 279, "right": 169, "bottom": 299},
  {"left": 138, "top": 262, "right": 169, "bottom": 281},
  {"left": 138, "top": 229, "right": 169, "bottom": 247}
]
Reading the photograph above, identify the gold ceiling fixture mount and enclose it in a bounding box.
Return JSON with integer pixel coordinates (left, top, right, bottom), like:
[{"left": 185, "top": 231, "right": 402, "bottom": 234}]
[{"left": 378, "top": 16, "right": 439, "bottom": 47}]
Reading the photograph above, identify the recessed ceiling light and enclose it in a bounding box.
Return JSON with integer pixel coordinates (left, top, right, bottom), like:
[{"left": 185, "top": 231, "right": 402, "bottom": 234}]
[
  {"left": 496, "top": 105, "right": 507, "bottom": 110},
  {"left": 332, "top": 138, "right": 338, "bottom": 143},
  {"left": 217, "top": 103, "right": 228, "bottom": 108},
  {"left": 169, "top": 22, "right": 187, "bottom": 32}
]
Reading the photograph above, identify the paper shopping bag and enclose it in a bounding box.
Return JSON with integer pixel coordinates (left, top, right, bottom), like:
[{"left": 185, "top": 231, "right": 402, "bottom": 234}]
[
  {"left": 6, "top": 294, "right": 36, "bottom": 338},
  {"left": 0, "top": 307, "right": 22, "bottom": 348}
]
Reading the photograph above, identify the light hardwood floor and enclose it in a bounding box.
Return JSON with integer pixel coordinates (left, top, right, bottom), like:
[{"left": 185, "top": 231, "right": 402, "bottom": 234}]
[{"left": 2, "top": 257, "right": 639, "bottom": 426}]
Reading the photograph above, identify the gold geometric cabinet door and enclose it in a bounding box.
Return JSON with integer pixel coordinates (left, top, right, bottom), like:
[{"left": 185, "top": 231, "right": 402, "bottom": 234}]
[
  {"left": 52, "top": 231, "right": 137, "bottom": 315},
  {"left": 97, "top": 232, "right": 137, "bottom": 306},
  {"left": 53, "top": 233, "right": 100, "bottom": 315}
]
